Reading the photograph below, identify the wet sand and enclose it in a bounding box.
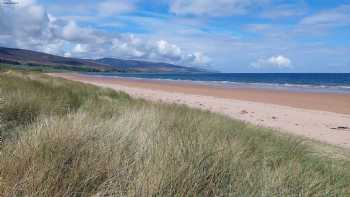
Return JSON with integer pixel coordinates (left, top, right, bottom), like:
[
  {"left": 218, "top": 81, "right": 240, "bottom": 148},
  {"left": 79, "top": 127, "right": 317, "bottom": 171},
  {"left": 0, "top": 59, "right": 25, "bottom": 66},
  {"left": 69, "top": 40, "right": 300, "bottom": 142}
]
[{"left": 50, "top": 73, "right": 350, "bottom": 148}]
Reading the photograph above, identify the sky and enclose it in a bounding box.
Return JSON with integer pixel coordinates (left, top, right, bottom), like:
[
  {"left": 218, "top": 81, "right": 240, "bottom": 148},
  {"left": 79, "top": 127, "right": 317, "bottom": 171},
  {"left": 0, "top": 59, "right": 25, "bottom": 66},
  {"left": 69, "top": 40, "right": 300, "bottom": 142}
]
[{"left": 0, "top": 0, "right": 349, "bottom": 73}]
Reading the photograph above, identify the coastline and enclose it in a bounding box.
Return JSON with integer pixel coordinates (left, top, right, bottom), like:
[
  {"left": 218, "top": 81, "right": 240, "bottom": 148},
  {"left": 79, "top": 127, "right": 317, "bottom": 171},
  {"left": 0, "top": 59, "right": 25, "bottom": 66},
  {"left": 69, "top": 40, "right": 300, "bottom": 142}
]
[
  {"left": 95, "top": 73, "right": 350, "bottom": 94},
  {"left": 50, "top": 72, "right": 350, "bottom": 148},
  {"left": 58, "top": 73, "right": 350, "bottom": 114}
]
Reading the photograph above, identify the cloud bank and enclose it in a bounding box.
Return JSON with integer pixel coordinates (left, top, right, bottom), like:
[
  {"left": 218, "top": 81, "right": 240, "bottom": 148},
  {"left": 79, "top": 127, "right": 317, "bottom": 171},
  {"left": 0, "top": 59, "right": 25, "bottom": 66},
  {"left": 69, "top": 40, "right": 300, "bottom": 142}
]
[
  {"left": 0, "top": 0, "right": 210, "bottom": 66},
  {"left": 251, "top": 55, "right": 292, "bottom": 69},
  {"left": 0, "top": 0, "right": 349, "bottom": 72}
]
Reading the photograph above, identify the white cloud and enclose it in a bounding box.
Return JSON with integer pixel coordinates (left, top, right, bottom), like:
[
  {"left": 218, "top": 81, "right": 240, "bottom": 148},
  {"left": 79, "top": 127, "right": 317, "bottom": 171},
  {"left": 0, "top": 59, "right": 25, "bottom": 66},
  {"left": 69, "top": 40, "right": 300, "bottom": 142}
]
[
  {"left": 110, "top": 35, "right": 147, "bottom": 58},
  {"left": 299, "top": 5, "right": 350, "bottom": 29},
  {"left": 72, "top": 44, "right": 88, "bottom": 53},
  {"left": 61, "top": 21, "right": 106, "bottom": 44},
  {"left": 0, "top": 0, "right": 59, "bottom": 51},
  {"left": 186, "top": 52, "right": 211, "bottom": 65},
  {"left": 154, "top": 40, "right": 210, "bottom": 65},
  {"left": 301, "top": 5, "right": 350, "bottom": 25},
  {"left": 64, "top": 52, "right": 72, "bottom": 57},
  {"left": 3, "top": 0, "right": 347, "bottom": 72},
  {"left": 0, "top": 0, "right": 209, "bottom": 66},
  {"left": 58, "top": 22, "right": 210, "bottom": 65},
  {"left": 170, "top": 0, "right": 269, "bottom": 17},
  {"left": 156, "top": 40, "right": 182, "bottom": 60},
  {"left": 0, "top": 0, "right": 48, "bottom": 36},
  {"left": 109, "top": 35, "right": 210, "bottom": 66},
  {"left": 251, "top": 55, "right": 292, "bottom": 69}
]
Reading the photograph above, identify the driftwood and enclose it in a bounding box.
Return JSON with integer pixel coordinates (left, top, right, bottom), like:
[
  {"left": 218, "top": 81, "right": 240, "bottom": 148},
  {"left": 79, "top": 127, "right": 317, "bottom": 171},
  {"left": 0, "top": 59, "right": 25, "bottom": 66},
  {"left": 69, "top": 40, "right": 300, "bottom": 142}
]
[{"left": 331, "top": 126, "right": 350, "bottom": 131}]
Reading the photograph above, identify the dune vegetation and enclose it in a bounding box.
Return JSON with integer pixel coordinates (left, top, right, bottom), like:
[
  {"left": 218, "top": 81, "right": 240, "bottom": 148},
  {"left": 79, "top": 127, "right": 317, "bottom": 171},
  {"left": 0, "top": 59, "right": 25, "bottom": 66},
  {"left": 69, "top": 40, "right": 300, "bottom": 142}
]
[{"left": 0, "top": 69, "right": 350, "bottom": 196}]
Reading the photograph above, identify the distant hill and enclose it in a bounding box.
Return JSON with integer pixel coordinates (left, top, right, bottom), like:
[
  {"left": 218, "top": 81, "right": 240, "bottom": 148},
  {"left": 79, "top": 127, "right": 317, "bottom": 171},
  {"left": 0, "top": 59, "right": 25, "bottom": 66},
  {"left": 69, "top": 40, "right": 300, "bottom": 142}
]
[
  {"left": 0, "top": 47, "right": 115, "bottom": 72},
  {"left": 95, "top": 58, "right": 206, "bottom": 73},
  {"left": 0, "top": 47, "right": 207, "bottom": 73}
]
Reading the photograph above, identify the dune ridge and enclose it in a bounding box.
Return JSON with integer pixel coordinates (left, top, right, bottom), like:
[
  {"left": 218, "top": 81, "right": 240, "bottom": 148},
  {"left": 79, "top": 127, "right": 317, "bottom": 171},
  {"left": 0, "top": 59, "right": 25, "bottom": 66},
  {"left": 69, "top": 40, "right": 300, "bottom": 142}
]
[{"left": 51, "top": 73, "right": 350, "bottom": 149}]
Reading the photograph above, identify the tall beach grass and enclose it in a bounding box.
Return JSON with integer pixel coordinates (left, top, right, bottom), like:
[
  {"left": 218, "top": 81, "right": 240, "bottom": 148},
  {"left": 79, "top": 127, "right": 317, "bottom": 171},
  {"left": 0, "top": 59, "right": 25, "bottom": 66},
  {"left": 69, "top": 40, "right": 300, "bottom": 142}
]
[{"left": 0, "top": 70, "right": 349, "bottom": 196}]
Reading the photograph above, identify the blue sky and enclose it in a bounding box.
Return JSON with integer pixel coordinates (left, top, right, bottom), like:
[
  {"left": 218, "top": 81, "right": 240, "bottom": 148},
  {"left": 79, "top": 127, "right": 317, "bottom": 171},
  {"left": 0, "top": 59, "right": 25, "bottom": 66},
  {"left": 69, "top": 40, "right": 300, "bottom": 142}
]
[{"left": 1, "top": 0, "right": 349, "bottom": 72}]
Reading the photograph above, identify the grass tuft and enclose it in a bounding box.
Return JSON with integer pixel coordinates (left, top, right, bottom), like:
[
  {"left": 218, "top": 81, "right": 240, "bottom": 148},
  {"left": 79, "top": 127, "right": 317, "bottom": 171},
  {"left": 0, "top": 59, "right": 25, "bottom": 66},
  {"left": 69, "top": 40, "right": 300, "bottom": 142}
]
[{"left": 0, "top": 71, "right": 349, "bottom": 196}]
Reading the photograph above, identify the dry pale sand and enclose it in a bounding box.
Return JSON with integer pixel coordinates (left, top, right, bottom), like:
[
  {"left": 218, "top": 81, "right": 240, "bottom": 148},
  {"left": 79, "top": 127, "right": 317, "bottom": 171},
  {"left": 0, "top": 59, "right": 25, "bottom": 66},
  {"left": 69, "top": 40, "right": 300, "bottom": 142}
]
[{"left": 50, "top": 73, "right": 350, "bottom": 149}]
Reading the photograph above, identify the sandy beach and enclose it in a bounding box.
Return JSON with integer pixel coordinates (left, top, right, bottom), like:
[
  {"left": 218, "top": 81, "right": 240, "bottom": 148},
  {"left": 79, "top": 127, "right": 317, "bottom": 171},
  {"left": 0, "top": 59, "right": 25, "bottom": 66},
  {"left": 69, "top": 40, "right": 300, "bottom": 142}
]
[{"left": 50, "top": 73, "right": 350, "bottom": 149}]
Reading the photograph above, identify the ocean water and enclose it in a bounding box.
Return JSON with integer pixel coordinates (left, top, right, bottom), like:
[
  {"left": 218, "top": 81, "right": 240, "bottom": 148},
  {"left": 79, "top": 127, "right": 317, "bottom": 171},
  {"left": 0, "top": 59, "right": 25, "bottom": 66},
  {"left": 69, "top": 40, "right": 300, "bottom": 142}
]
[{"left": 92, "top": 73, "right": 350, "bottom": 94}]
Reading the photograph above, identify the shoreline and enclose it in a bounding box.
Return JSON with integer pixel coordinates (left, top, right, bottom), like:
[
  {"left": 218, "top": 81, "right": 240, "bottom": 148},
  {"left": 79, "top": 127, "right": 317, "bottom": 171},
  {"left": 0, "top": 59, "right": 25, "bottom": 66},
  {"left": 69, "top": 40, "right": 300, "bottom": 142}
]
[
  {"left": 89, "top": 74, "right": 350, "bottom": 95},
  {"left": 98, "top": 75, "right": 350, "bottom": 95},
  {"left": 62, "top": 73, "right": 350, "bottom": 115},
  {"left": 50, "top": 72, "right": 350, "bottom": 148}
]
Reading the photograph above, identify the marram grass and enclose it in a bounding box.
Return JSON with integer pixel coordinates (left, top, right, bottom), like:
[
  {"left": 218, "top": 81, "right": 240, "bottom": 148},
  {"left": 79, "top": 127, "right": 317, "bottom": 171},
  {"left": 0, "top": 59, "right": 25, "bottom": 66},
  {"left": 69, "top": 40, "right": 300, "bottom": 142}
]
[{"left": 0, "top": 70, "right": 349, "bottom": 196}]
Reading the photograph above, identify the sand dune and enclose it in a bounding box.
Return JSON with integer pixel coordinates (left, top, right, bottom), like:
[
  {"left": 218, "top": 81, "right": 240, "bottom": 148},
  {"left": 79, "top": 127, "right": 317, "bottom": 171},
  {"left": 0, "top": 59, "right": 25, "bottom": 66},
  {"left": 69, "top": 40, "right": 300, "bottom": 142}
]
[{"left": 50, "top": 73, "right": 350, "bottom": 149}]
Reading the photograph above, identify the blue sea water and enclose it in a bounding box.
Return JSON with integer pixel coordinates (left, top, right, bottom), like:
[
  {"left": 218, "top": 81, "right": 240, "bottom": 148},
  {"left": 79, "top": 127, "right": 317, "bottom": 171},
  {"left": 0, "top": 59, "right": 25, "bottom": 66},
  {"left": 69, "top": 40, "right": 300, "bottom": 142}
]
[{"left": 91, "top": 73, "right": 350, "bottom": 94}]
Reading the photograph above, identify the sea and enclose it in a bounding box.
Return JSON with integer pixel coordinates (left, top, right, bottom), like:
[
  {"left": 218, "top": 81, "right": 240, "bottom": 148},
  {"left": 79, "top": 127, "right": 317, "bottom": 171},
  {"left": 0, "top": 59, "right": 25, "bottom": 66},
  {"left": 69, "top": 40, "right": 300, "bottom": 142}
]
[{"left": 90, "top": 73, "right": 350, "bottom": 94}]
